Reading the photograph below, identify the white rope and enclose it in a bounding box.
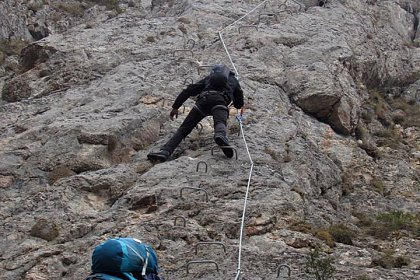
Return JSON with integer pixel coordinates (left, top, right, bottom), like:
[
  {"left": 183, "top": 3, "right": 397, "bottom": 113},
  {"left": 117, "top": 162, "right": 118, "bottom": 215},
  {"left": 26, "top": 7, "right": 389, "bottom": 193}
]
[
  {"left": 234, "top": 115, "right": 254, "bottom": 280},
  {"left": 215, "top": 1, "right": 275, "bottom": 278},
  {"left": 219, "top": 0, "right": 270, "bottom": 32}
]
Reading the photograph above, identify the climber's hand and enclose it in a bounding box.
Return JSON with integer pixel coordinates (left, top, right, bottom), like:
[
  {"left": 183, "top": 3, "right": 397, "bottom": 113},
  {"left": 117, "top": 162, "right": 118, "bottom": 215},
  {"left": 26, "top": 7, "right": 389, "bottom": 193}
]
[{"left": 170, "top": 108, "right": 179, "bottom": 120}]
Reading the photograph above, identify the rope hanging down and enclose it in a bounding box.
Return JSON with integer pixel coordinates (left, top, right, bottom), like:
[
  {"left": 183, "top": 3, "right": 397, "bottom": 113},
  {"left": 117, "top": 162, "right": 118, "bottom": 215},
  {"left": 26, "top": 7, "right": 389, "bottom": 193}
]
[
  {"left": 216, "top": 1, "right": 274, "bottom": 279},
  {"left": 233, "top": 114, "right": 255, "bottom": 280}
]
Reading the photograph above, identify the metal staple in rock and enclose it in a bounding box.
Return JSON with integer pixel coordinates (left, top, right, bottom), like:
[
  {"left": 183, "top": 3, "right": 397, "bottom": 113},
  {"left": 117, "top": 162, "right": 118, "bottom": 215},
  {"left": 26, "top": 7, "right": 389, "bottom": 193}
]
[{"left": 216, "top": 0, "right": 291, "bottom": 279}]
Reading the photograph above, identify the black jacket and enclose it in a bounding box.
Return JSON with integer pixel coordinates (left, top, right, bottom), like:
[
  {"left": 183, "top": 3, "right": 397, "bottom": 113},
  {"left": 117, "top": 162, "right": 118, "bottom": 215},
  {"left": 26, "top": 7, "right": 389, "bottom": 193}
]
[{"left": 172, "top": 72, "right": 244, "bottom": 110}]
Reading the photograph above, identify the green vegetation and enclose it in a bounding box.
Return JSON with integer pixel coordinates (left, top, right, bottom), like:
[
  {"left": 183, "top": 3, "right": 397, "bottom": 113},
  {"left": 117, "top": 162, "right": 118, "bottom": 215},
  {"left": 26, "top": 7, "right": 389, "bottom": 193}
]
[
  {"left": 315, "top": 230, "right": 335, "bottom": 248},
  {"left": 389, "top": 97, "right": 420, "bottom": 128},
  {"left": 376, "top": 211, "right": 418, "bottom": 232},
  {"left": 290, "top": 221, "right": 354, "bottom": 247},
  {"left": 368, "top": 89, "right": 391, "bottom": 127},
  {"left": 305, "top": 246, "right": 336, "bottom": 280},
  {"left": 352, "top": 211, "right": 373, "bottom": 227},
  {"left": 355, "top": 210, "right": 420, "bottom": 239},
  {"left": 314, "top": 224, "right": 354, "bottom": 247},
  {"left": 328, "top": 224, "right": 354, "bottom": 245},
  {"left": 367, "top": 88, "right": 420, "bottom": 129},
  {"left": 361, "top": 87, "right": 419, "bottom": 152},
  {"left": 371, "top": 250, "right": 410, "bottom": 269}
]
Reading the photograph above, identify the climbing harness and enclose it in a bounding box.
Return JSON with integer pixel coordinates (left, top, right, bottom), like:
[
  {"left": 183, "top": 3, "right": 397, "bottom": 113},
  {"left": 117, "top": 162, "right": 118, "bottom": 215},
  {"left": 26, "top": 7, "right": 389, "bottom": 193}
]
[
  {"left": 216, "top": 0, "right": 303, "bottom": 279},
  {"left": 153, "top": 0, "right": 301, "bottom": 278},
  {"left": 217, "top": 0, "right": 270, "bottom": 277}
]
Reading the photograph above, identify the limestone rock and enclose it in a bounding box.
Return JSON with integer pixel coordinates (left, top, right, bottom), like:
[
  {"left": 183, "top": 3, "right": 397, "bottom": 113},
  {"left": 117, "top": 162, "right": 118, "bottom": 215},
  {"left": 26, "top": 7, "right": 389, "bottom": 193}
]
[
  {"left": 2, "top": 76, "right": 32, "bottom": 102},
  {"left": 30, "top": 218, "right": 59, "bottom": 241},
  {"left": 0, "top": 1, "right": 419, "bottom": 279},
  {"left": 403, "top": 80, "right": 420, "bottom": 104}
]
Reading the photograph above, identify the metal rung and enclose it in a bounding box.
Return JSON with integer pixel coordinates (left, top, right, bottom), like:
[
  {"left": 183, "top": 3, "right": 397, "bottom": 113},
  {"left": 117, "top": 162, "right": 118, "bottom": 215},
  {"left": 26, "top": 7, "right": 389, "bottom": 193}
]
[
  {"left": 185, "top": 38, "right": 196, "bottom": 50},
  {"left": 174, "top": 216, "right": 187, "bottom": 227},
  {"left": 186, "top": 260, "right": 219, "bottom": 274},
  {"left": 160, "top": 98, "right": 169, "bottom": 107},
  {"left": 258, "top": 13, "right": 278, "bottom": 24},
  {"left": 183, "top": 77, "right": 194, "bottom": 85},
  {"left": 196, "top": 161, "right": 208, "bottom": 173},
  {"left": 278, "top": 8, "right": 293, "bottom": 15},
  {"left": 277, "top": 264, "right": 291, "bottom": 278},
  {"left": 288, "top": 0, "right": 305, "bottom": 12},
  {"left": 172, "top": 49, "right": 194, "bottom": 58},
  {"left": 195, "top": 123, "right": 203, "bottom": 134},
  {"left": 180, "top": 186, "right": 209, "bottom": 202},
  {"left": 197, "top": 64, "right": 213, "bottom": 75},
  {"left": 173, "top": 39, "right": 196, "bottom": 58},
  {"left": 238, "top": 25, "right": 258, "bottom": 34},
  {"left": 195, "top": 242, "right": 226, "bottom": 254}
]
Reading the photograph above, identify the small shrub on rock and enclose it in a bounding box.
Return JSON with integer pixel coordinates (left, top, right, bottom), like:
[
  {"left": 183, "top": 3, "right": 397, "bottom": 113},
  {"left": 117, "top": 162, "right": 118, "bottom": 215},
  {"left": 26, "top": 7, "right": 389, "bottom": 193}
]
[
  {"left": 390, "top": 97, "right": 420, "bottom": 128},
  {"left": 314, "top": 224, "right": 354, "bottom": 247},
  {"left": 352, "top": 211, "right": 373, "bottom": 227},
  {"left": 368, "top": 210, "right": 419, "bottom": 239},
  {"left": 376, "top": 210, "right": 418, "bottom": 232},
  {"left": 305, "top": 246, "right": 336, "bottom": 280},
  {"left": 328, "top": 224, "right": 354, "bottom": 245},
  {"left": 371, "top": 250, "right": 410, "bottom": 269},
  {"left": 315, "top": 230, "right": 335, "bottom": 248}
]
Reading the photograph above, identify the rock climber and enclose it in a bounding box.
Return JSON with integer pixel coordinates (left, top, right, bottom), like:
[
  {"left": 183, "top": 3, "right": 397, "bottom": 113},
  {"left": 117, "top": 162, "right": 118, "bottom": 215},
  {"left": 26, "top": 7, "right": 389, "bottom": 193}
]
[{"left": 147, "top": 64, "right": 244, "bottom": 162}]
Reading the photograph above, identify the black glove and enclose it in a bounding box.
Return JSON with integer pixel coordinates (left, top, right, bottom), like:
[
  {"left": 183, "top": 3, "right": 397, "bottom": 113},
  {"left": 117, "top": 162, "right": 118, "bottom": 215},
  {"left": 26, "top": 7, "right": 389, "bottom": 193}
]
[{"left": 170, "top": 108, "right": 179, "bottom": 120}]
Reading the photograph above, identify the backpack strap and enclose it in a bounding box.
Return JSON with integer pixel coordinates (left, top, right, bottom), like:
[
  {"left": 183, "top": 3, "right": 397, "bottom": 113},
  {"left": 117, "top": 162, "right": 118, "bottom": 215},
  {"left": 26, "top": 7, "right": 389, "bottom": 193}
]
[
  {"left": 141, "top": 247, "right": 150, "bottom": 276},
  {"left": 124, "top": 242, "right": 149, "bottom": 276}
]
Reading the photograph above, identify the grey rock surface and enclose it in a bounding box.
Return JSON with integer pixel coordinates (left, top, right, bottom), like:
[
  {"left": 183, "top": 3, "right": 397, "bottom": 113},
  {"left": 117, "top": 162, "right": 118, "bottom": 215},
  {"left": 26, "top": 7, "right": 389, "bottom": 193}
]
[{"left": 0, "top": 0, "right": 419, "bottom": 280}]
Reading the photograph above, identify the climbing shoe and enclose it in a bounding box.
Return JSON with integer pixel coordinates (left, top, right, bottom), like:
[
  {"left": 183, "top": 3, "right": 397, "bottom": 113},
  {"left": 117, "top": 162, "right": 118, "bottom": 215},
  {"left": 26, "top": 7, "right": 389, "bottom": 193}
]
[
  {"left": 214, "top": 134, "right": 234, "bottom": 158},
  {"left": 147, "top": 150, "right": 170, "bottom": 163}
]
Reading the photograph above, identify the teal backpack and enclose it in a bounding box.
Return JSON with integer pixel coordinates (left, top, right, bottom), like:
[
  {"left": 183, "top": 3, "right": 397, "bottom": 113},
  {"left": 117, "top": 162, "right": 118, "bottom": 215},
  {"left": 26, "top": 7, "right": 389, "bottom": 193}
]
[{"left": 85, "top": 238, "right": 160, "bottom": 280}]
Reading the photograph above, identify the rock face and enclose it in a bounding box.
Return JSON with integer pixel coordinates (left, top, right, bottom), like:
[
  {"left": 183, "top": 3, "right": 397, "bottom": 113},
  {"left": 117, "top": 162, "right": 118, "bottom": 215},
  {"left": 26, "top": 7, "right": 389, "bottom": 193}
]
[{"left": 0, "top": 1, "right": 419, "bottom": 280}]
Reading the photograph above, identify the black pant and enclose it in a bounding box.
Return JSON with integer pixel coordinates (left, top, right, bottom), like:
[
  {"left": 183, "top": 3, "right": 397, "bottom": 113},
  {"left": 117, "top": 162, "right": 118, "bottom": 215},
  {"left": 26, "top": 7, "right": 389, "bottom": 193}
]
[{"left": 162, "top": 92, "right": 228, "bottom": 154}]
